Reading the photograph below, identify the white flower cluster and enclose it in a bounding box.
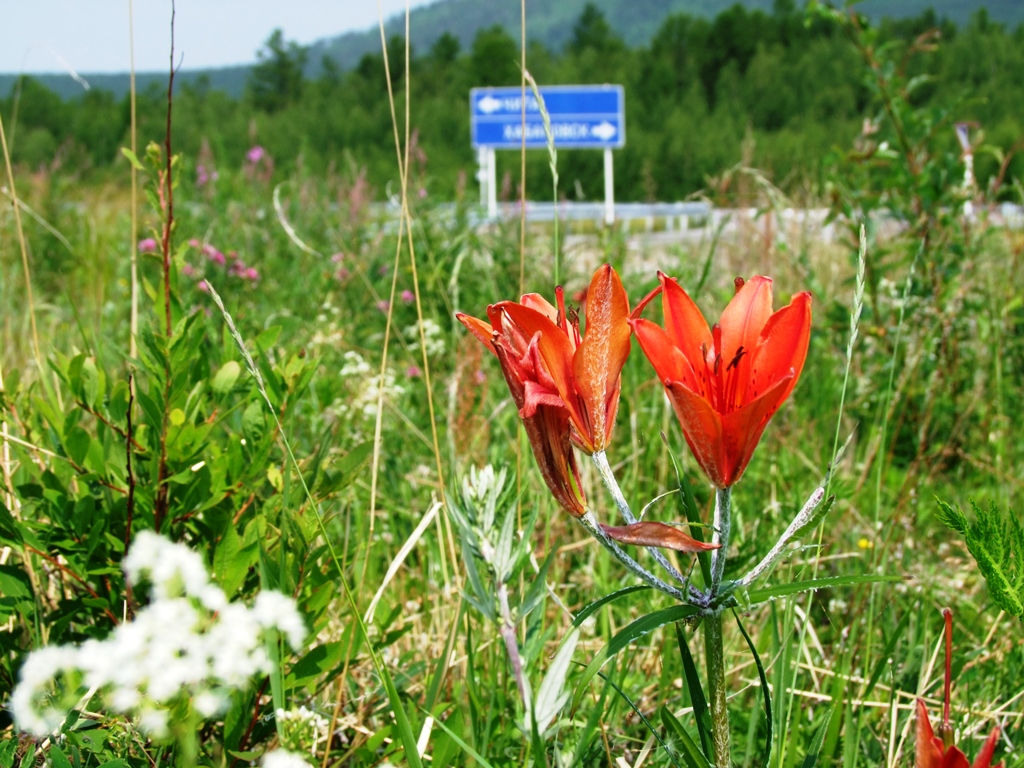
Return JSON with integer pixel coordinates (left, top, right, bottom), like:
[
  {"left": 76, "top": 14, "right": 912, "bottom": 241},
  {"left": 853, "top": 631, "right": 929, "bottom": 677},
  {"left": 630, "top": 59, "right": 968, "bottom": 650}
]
[
  {"left": 262, "top": 749, "right": 315, "bottom": 768},
  {"left": 277, "top": 705, "right": 330, "bottom": 755},
  {"left": 11, "top": 531, "right": 306, "bottom": 738},
  {"left": 334, "top": 350, "right": 404, "bottom": 421},
  {"left": 404, "top": 318, "right": 445, "bottom": 357}
]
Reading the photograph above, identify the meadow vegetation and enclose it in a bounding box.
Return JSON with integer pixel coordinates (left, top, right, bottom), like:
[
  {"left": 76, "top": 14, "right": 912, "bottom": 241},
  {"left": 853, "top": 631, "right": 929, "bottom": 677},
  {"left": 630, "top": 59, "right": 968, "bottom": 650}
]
[{"left": 0, "top": 3, "right": 1022, "bottom": 767}]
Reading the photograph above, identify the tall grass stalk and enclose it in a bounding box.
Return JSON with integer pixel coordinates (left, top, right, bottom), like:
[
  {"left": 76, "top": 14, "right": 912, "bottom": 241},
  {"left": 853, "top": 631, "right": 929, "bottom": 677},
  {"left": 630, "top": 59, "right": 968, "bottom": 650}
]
[
  {"left": 375, "top": 0, "right": 459, "bottom": 588},
  {"left": 777, "top": 226, "right": 867, "bottom": 768},
  {"left": 524, "top": 70, "right": 559, "bottom": 286},
  {"left": 0, "top": 109, "right": 42, "bottom": 373},
  {"left": 128, "top": 0, "right": 139, "bottom": 360}
]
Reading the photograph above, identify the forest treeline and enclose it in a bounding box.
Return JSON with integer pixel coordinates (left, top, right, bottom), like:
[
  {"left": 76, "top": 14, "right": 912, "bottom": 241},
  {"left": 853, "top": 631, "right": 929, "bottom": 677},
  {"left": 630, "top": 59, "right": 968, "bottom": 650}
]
[{"left": 3, "top": 2, "right": 1022, "bottom": 202}]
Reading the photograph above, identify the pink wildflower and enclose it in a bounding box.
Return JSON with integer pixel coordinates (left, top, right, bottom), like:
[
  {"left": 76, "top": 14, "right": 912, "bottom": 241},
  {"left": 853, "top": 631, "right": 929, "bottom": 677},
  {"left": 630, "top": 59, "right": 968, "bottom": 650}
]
[
  {"left": 401, "top": 289, "right": 415, "bottom": 304},
  {"left": 406, "top": 365, "right": 422, "bottom": 378},
  {"left": 138, "top": 238, "right": 158, "bottom": 254},
  {"left": 247, "top": 145, "right": 265, "bottom": 164},
  {"left": 330, "top": 252, "right": 346, "bottom": 263},
  {"left": 335, "top": 268, "right": 350, "bottom": 282},
  {"left": 376, "top": 300, "right": 390, "bottom": 313},
  {"left": 182, "top": 263, "right": 196, "bottom": 278},
  {"left": 245, "top": 267, "right": 260, "bottom": 282},
  {"left": 197, "top": 280, "right": 210, "bottom": 293}
]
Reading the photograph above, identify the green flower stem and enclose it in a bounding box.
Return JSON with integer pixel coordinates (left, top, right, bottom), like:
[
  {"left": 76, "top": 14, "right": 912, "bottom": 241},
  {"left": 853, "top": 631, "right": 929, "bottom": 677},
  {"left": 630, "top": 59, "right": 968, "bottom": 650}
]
[
  {"left": 703, "top": 610, "right": 731, "bottom": 767},
  {"left": 590, "top": 450, "right": 689, "bottom": 587},
  {"left": 710, "top": 488, "right": 731, "bottom": 599},
  {"left": 578, "top": 511, "right": 687, "bottom": 602}
]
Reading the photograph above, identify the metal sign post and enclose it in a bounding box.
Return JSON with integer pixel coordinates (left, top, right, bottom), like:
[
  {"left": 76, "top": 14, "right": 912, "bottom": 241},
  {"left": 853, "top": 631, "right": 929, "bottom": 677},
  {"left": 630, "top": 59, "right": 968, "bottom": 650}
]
[{"left": 470, "top": 84, "right": 625, "bottom": 224}]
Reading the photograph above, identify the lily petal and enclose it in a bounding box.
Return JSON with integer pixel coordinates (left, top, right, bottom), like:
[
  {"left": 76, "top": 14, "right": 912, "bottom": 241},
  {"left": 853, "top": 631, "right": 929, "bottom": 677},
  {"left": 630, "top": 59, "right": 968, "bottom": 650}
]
[
  {"left": 521, "top": 292, "right": 559, "bottom": 323},
  {"left": 751, "top": 291, "right": 812, "bottom": 403},
  {"left": 972, "top": 727, "right": 1001, "bottom": 768},
  {"left": 456, "top": 312, "right": 497, "bottom": 355},
  {"left": 719, "top": 276, "right": 773, "bottom": 397},
  {"left": 574, "top": 264, "right": 631, "bottom": 451},
  {"left": 917, "top": 699, "right": 944, "bottom": 768},
  {"left": 660, "top": 273, "right": 712, "bottom": 372},
  {"left": 631, "top": 318, "right": 699, "bottom": 393},
  {"left": 718, "top": 374, "right": 795, "bottom": 485}
]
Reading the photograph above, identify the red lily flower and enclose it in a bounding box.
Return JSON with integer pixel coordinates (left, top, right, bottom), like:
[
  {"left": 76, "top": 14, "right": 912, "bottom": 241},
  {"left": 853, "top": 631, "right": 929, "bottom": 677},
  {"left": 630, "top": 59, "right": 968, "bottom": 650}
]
[
  {"left": 631, "top": 273, "right": 811, "bottom": 488},
  {"left": 459, "top": 264, "right": 632, "bottom": 457},
  {"left": 916, "top": 609, "right": 1002, "bottom": 768},
  {"left": 457, "top": 303, "right": 587, "bottom": 517}
]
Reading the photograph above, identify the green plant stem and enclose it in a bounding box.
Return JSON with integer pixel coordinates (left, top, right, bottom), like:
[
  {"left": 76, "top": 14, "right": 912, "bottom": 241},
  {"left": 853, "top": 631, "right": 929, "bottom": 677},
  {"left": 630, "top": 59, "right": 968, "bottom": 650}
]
[
  {"left": 496, "top": 582, "right": 529, "bottom": 709},
  {"left": 590, "top": 451, "right": 689, "bottom": 587},
  {"left": 710, "top": 488, "right": 731, "bottom": 599},
  {"left": 577, "top": 511, "right": 687, "bottom": 602},
  {"left": 704, "top": 611, "right": 731, "bottom": 767}
]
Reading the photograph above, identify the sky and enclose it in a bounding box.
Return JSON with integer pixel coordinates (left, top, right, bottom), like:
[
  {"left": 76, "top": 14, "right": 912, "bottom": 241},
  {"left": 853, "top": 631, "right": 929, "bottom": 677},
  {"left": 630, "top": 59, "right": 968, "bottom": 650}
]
[{"left": 0, "top": 0, "right": 438, "bottom": 74}]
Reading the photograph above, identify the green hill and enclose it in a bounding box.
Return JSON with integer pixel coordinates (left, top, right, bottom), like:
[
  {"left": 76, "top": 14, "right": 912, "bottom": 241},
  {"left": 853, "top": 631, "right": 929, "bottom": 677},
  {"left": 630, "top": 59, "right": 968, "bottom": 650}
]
[
  {"left": 1, "top": 0, "right": 1019, "bottom": 100},
  {"left": 308, "top": 0, "right": 1024, "bottom": 73}
]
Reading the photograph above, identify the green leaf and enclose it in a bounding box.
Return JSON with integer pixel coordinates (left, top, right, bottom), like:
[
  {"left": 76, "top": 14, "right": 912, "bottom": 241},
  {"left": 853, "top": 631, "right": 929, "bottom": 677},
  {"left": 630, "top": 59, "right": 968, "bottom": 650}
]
[
  {"left": 660, "top": 705, "right": 712, "bottom": 768},
  {"left": 428, "top": 712, "right": 497, "bottom": 768},
  {"left": 64, "top": 425, "right": 92, "bottom": 467},
  {"left": 937, "top": 498, "right": 1024, "bottom": 620},
  {"left": 519, "top": 549, "right": 556, "bottom": 620},
  {"left": 800, "top": 704, "right": 835, "bottom": 768},
  {"left": 572, "top": 604, "right": 699, "bottom": 712},
  {"left": 935, "top": 499, "right": 968, "bottom": 534},
  {"left": 212, "top": 360, "right": 242, "bottom": 395},
  {"left": 0, "top": 565, "right": 33, "bottom": 600},
  {"left": 48, "top": 745, "right": 72, "bottom": 768},
  {"left": 571, "top": 584, "right": 651, "bottom": 628},
  {"left": 214, "top": 523, "right": 254, "bottom": 597},
  {"left": 675, "top": 622, "right": 712, "bottom": 757},
  {"left": 735, "top": 611, "right": 772, "bottom": 764},
  {"left": 120, "top": 146, "right": 145, "bottom": 169},
  {"left": 747, "top": 574, "right": 902, "bottom": 603}
]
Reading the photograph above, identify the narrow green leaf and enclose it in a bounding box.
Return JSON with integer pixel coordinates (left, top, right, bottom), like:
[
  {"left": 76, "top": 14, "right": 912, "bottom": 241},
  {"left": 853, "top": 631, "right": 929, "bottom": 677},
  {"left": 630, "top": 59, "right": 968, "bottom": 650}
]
[
  {"left": 572, "top": 604, "right": 699, "bottom": 711},
  {"left": 863, "top": 607, "right": 913, "bottom": 701},
  {"left": 800, "top": 705, "right": 835, "bottom": 768},
  {"left": 589, "top": 669, "right": 680, "bottom": 768},
  {"left": 428, "top": 711, "right": 497, "bottom": 768},
  {"left": 748, "top": 574, "right": 901, "bottom": 603},
  {"left": 661, "top": 705, "right": 712, "bottom": 768},
  {"left": 571, "top": 584, "right": 651, "bottom": 628},
  {"left": 120, "top": 146, "right": 145, "bottom": 170},
  {"left": 675, "top": 622, "right": 712, "bottom": 757},
  {"left": 735, "top": 611, "right": 772, "bottom": 764}
]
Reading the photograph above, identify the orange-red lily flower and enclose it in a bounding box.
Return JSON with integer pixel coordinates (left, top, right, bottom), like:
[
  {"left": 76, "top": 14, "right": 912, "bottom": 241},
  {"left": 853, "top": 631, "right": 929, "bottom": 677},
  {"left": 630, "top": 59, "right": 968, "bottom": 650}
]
[
  {"left": 916, "top": 609, "right": 1002, "bottom": 768},
  {"left": 631, "top": 274, "right": 811, "bottom": 488},
  {"left": 457, "top": 301, "right": 587, "bottom": 517},
  {"left": 459, "top": 264, "right": 632, "bottom": 456}
]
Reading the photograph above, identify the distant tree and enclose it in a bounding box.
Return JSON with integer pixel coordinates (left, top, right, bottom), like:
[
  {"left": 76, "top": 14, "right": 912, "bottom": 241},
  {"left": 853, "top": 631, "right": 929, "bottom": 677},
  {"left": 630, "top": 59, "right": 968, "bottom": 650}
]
[
  {"left": 248, "top": 29, "right": 307, "bottom": 113},
  {"left": 431, "top": 32, "right": 461, "bottom": 67},
  {"left": 569, "top": 3, "right": 624, "bottom": 56},
  {"left": 470, "top": 25, "right": 519, "bottom": 86}
]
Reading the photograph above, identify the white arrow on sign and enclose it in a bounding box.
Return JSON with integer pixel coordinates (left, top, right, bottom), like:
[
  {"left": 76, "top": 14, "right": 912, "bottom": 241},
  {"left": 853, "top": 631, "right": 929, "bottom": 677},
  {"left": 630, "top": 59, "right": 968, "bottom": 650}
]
[
  {"left": 477, "top": 95, "right": 503, "bottom": 114},
  {"left": 592, "top": 121, "right": 617, "bottom": 141}
]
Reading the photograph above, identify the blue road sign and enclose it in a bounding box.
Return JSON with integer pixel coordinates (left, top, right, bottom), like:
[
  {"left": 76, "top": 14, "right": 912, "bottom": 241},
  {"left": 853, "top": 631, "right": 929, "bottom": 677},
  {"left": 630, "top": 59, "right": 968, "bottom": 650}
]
[{"left": 470, "top": 84, "right": 625, "bottom": 150}]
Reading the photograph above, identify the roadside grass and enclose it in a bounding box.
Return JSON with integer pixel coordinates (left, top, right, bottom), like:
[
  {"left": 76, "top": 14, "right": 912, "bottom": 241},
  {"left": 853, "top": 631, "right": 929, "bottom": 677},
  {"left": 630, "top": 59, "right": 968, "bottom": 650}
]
[{"left": 1, "top": 153, "right": 1021, "bottom": 765}]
